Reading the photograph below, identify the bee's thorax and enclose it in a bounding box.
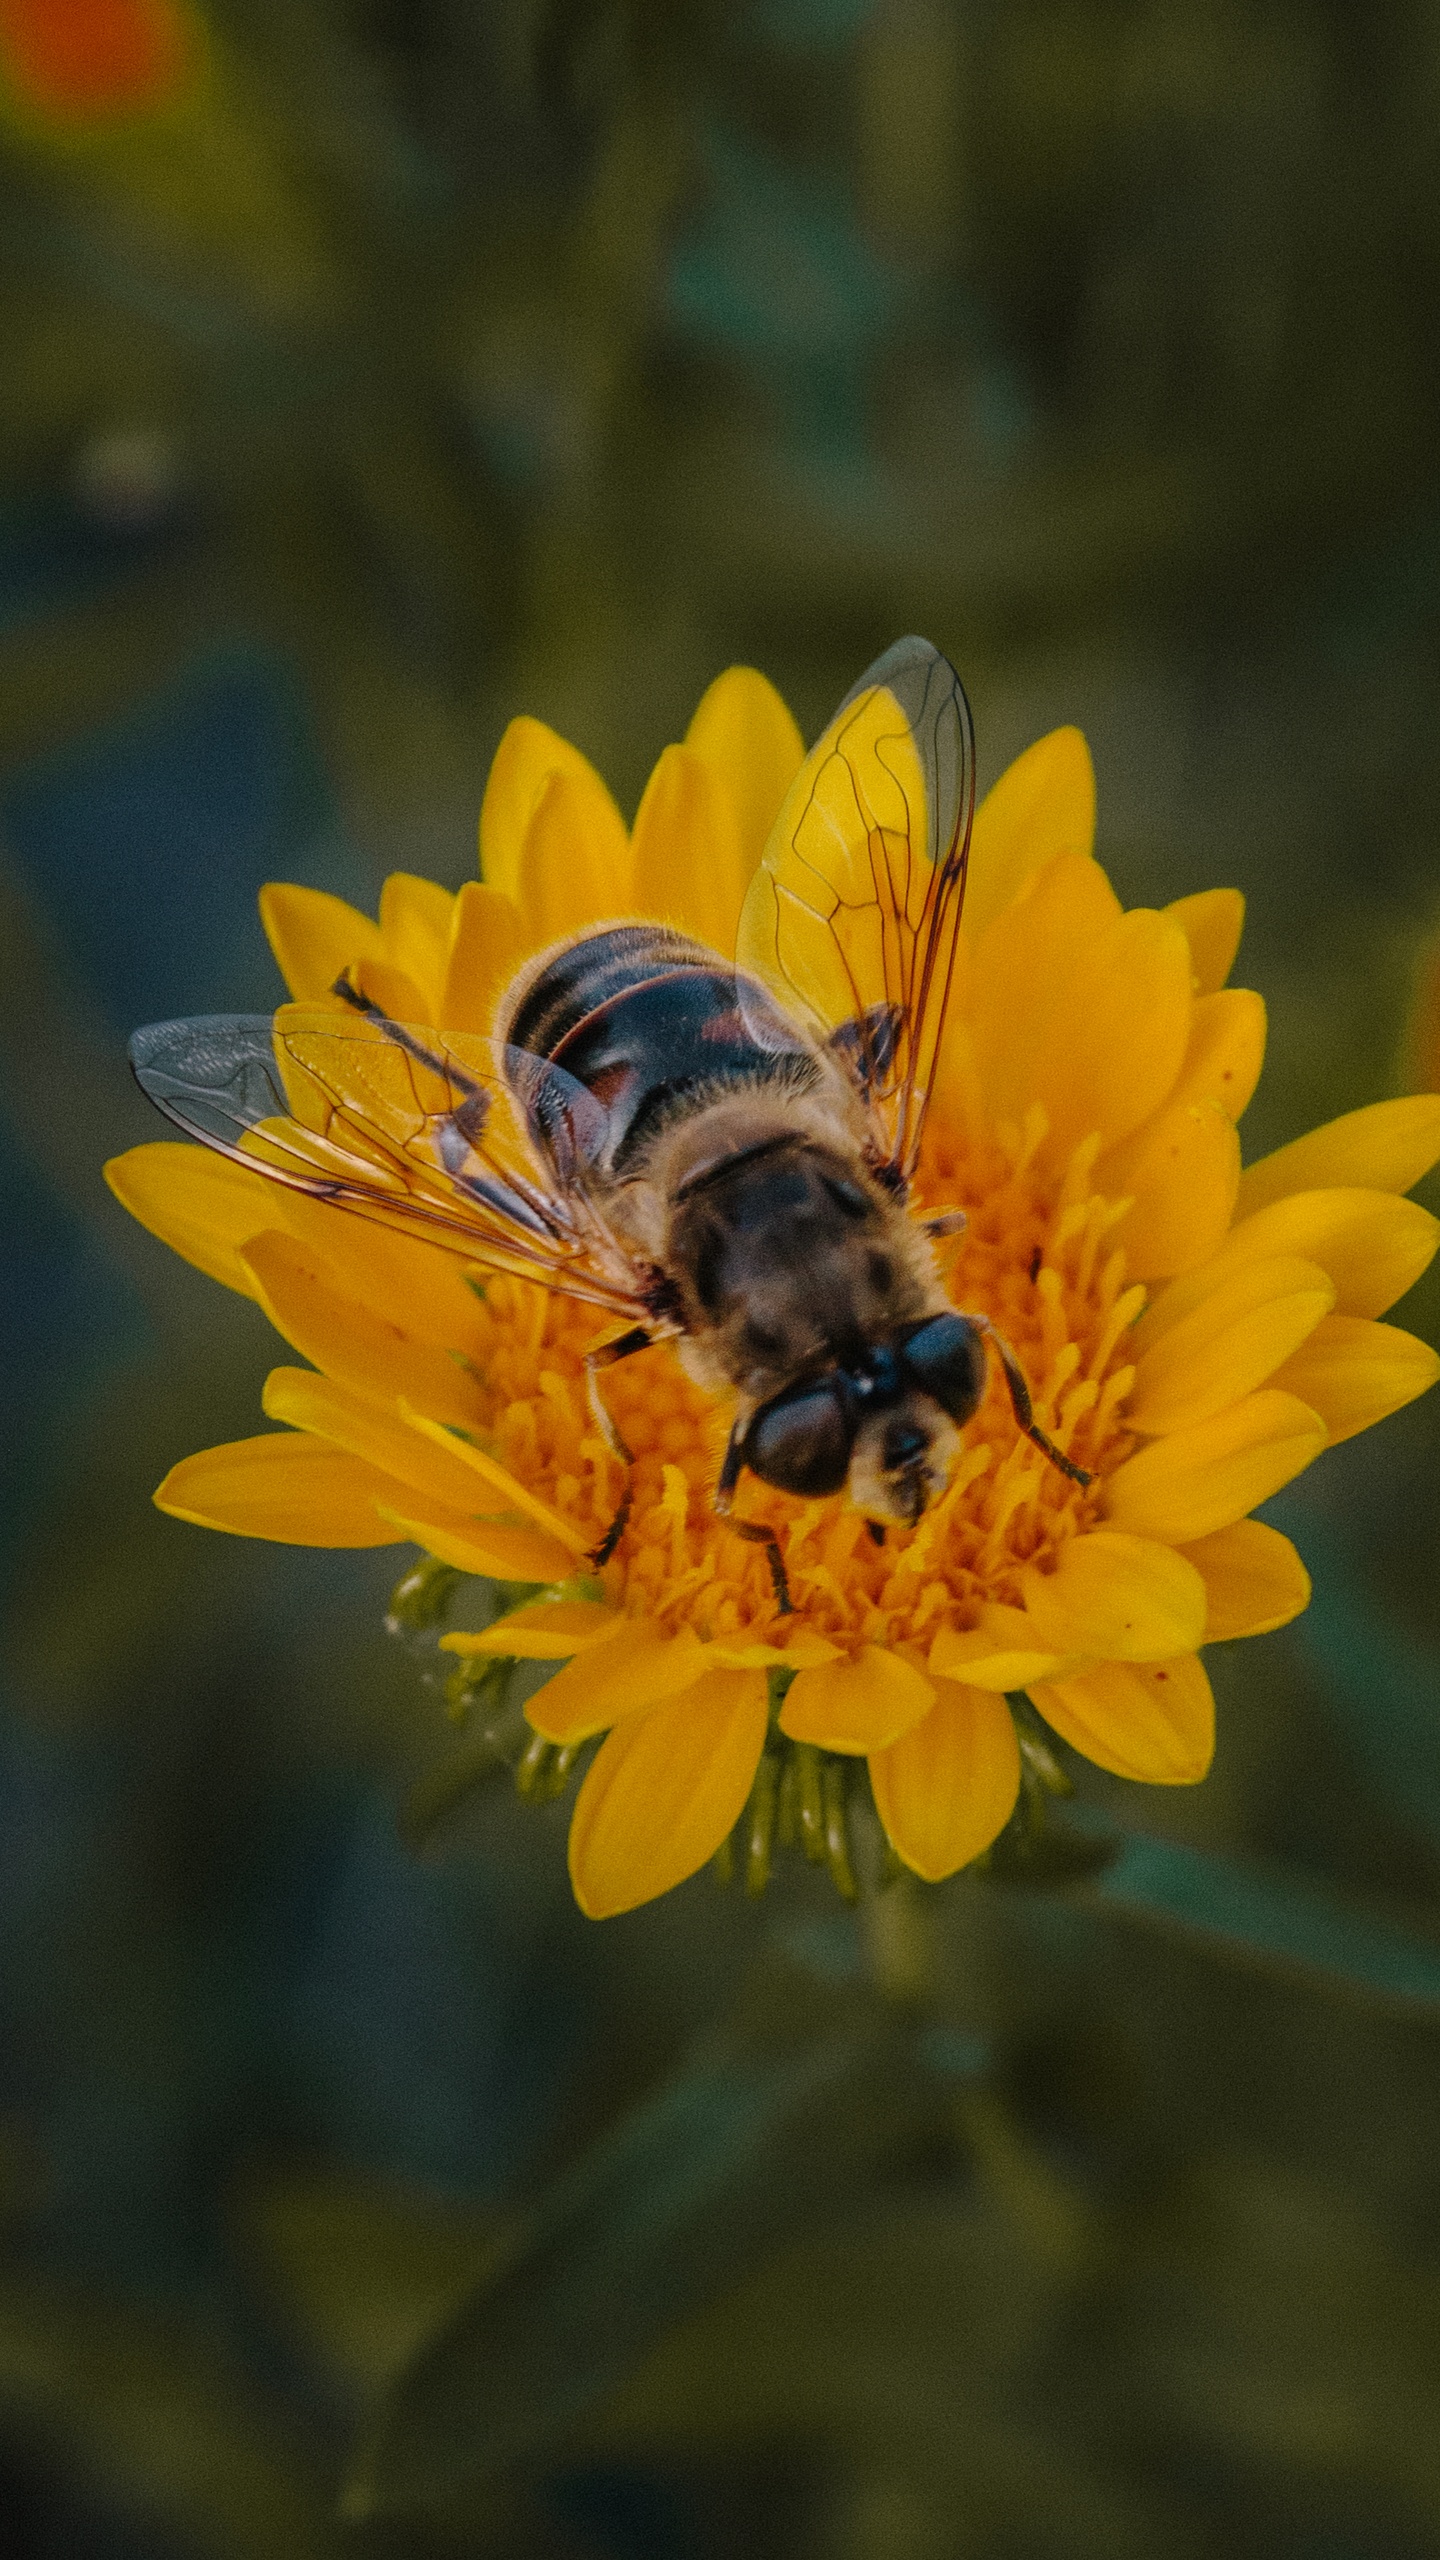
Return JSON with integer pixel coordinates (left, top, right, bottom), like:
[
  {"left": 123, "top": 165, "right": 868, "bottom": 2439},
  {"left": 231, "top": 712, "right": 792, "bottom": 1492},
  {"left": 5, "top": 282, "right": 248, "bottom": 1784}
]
[{"left": 659, "top": 1123, "right": 942, "bottom": 1405}]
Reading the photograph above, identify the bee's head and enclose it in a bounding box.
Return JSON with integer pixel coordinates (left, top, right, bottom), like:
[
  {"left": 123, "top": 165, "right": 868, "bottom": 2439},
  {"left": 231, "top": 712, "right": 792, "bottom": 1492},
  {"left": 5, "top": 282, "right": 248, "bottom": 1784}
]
[
  {"left": 846, "top": 1398, "right": 962, "bottom": 1527},
  {"left": 739, "top": 1315, "right": 985, "bottom": 1528}
]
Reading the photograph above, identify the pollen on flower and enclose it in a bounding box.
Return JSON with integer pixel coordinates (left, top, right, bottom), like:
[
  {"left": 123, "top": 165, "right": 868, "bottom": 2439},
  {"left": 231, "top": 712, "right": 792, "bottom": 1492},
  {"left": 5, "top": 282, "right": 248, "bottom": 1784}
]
[{"left": 454, "top": 1103, "right": 1140, "bottom": 1653}]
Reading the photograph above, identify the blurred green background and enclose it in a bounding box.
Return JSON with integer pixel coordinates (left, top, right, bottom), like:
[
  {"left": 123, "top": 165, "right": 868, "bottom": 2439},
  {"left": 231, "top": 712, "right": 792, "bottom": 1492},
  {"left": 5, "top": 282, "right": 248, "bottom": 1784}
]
[{"left": 4, "top": 2, "right": 1440, "bottom": 2553}]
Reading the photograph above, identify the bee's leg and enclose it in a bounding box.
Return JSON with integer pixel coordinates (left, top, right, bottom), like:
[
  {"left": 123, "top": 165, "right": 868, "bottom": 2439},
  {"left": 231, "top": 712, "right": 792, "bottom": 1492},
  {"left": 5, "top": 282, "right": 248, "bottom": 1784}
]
[
  {"left": 713, "top": 1422, "right": 792, "bottom": 1616},
  {"left": 584, "top": 1326, "right": 652, "bottom": 1567},
  {"left": 922, "top": 1208, "right": 968, "bottom": 1240},
  {"left": 973, "top": 1313, "right": 1093, "bottom": 1489},
  {"left": 727, "top": 1523, "right": 793, "bottom": 1616}
]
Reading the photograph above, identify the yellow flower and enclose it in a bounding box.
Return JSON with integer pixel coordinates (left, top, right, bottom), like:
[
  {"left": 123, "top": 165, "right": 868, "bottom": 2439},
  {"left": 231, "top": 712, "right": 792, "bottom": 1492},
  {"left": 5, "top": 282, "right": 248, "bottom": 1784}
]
[{"left": 107, "top": 667, "right": 1440, "bottom": 1918}]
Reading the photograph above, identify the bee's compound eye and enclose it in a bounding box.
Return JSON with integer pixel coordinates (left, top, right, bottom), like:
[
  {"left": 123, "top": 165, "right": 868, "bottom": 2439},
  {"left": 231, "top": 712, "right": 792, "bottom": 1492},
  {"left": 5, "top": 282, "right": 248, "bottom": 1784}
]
[
  {"left": 744, "top": 1381, "right": 852, "bottom": 1496},
  {"left": 898, "top": 1315, "right": 985, "bottom": 1425}
]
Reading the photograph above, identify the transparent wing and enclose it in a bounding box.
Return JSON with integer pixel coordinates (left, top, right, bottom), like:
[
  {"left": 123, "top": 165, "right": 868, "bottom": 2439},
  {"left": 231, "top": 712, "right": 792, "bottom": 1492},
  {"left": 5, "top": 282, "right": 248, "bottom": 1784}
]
[
  {"left": 735, "top": 637, "right": 974, "bottom": 1183},
  {"left": 128, "top": 1005, "right": 651, "bottom": 1318}
]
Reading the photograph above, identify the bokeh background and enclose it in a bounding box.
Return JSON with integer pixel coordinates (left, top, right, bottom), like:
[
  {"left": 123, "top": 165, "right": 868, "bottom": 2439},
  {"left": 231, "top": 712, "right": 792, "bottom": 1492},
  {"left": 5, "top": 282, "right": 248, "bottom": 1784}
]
[{"left": 4, "top": 2, "right": 1440, "bottom": 2553}]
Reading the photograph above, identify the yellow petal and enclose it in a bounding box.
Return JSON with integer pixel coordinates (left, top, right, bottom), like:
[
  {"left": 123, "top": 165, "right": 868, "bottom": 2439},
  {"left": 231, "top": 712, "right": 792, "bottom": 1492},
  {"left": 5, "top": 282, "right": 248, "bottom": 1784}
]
[
  {"left": 378, "top": 873, "right": 455, "bottom": 1018},
  {"left": 105, "top": 1143, "right": 270, "bottom": 1297},
  {"left": 967, "top": 851, "right": 1119, "bottom": 1121},
  {"left": 1236, "top": 1094, "right": 1440, "bottom": 1220},
  {"left": 630, "top": 745, "right": 749, "bottom": 953},
  {"left": 1091, "top": 988, "right": 1260, "bottom": 1228},
  {"left": 269, "top": 1187, "right": 480, "bottom": 1342},
  {"left": 517, "top": 770, "right": 637, "bottom": 947},
  {"left": 1141, "top": 1187, "right": 1440, "bottom": 1330},
  {"left": 526, "top": 1619, "right": 710, "bottom": 1744},
  {"left": 1099, "top": 1096, "right": 1240, "bottom": 1280},
  {"left": 1127, "top": 1255, "right": 1336, "bottom": 1434},
  {"left": 969, "top": 857, "right": 1192, "bottom": 1154},
  {"left": 376, "top": 1505, "right": 578, "bottom": 1583},
  {"left": 1029, "top": 1654, "right": 1214, "bottom": 1784},
  {"left": 1165, "top": 888, "right": 1244, "bottom": 995},
  {"left": 155, "top": 1433, "right": 409, "bottom": 1546},
  {"left": 262, "top": 1367, "right": 493, "bottom": 1514},
  {"left": 350, "top": 954, "right": 432, "bottom": 1025},
  {"left": 1168, "top": 988, "right": 1266, "bottom": 1122},
  {"left": 868, "top": 1681, "right": 1021, "bottom": 1882},
  {"left": 1043, "top": 907, "right": 1195, "bottom": 1155},
  {"left": 1179, "top": 1519, "right": 1311, "bottom": 1640},
  {"left": 779, "top": 1645, "right": 934, "bottom": 1753},
  {"left": 441, "top": 1601, "right": 621, "bottom": 1660},
  {"left": 399, "top": 1402, "right": 592, "bottom": 1554},
  {"left": 962, "top": 726, "right": 1096, "bottom": 944},
  {"left": 439, "top": 882, "right": 526, "bottom": 1035},
  {"left": 1104, "top": 1390, "right": 1326, "bottom": 1541},
  {"left": 1268, "top": 1314, "right": 1440, "bottom": 1444},
  {"left": 568, "top": 1671, "right": 769, "bottom": 1918},
  {"left": 259, "top": 884, "right": 383, "bottom": 999},
  {"left": 687, "top": 666, "right": 805, "bottom": 871},
  {"left": 927, "top": 1608, "right": 1072, "bottom": 1690},
  {"left": 480, "top": 720, "right": 630, "bottom": 922},
  {"left": 240, "top": 1230, "right": 482, "bottom": 1427},
  {"left": 1017, "top": 1529, "right": 1207, "bottom": 1660},
  {"left": 706, "top": 1630, "right": 840, "bottom": 1671}
]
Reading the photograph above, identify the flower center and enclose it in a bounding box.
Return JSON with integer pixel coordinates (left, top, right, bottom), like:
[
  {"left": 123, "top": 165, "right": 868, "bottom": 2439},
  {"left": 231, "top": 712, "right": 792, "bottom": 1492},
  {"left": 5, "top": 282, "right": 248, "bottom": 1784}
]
[{"left": 462, "top": 1106, "right": 1143, "bottom": 1647}]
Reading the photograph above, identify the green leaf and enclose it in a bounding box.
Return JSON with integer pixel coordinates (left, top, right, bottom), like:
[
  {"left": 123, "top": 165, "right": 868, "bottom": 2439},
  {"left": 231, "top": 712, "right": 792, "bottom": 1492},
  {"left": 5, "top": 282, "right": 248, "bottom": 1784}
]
[
  {"left": 1282, "top": 1506, "right": 1440, "bottom": 1844},
  {"left": 0, "top": 2268, "right": 339, "bottom": 2560},
  {"left": 233, "top": 2165, "right": 501, "bottom": 2400},
  {"left": 349, "top": 1941, "right": 944, "bottom": 2516},
  {"left": 1086, "top": 1829, "right": 1440, "bottom": 2012},
  {"left": 399, "top": 1729, "right": 512, "bottom": 1849}
]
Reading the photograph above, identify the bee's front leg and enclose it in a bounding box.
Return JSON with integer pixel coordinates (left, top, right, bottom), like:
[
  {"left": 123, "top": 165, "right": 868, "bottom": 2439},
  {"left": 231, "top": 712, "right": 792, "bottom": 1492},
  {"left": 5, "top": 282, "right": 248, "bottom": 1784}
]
[
  {"left": 713, "top": 1420, "right": 792, "bottom": 1616},
  {"left": 584, "top": 1326, "right": 653, "bottom": 1567},
  {"left": 973, "top": 1312, "right": 1093, "bottom": 1488}
]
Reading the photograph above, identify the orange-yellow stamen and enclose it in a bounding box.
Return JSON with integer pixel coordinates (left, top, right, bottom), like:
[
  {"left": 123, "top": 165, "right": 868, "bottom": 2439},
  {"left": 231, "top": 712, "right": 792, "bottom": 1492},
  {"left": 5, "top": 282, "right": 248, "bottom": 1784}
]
[{"left": 455, "top": 1111, "right": 1143, "bottom": 1657}]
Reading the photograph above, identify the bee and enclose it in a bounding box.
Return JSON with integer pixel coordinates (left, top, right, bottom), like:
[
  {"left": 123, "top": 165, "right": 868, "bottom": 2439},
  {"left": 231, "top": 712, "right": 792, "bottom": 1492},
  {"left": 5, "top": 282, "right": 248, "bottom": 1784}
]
[{"left": 130, "top": 638, "right": 1088, "bottom": 1613}]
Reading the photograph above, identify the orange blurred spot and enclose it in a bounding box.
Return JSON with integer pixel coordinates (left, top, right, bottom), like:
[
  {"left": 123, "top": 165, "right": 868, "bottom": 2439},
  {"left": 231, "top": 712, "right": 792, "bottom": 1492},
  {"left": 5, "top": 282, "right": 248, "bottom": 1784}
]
[{"left": 0, "top": 0, "right": 192, "bottom": 116}]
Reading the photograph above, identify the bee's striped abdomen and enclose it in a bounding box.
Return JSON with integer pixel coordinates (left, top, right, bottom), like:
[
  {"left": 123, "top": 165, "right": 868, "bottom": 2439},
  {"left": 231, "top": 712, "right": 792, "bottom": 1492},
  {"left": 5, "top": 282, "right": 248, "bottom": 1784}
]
[{"left": 502, "top": 924, "right": 812, "bottom": 1179}]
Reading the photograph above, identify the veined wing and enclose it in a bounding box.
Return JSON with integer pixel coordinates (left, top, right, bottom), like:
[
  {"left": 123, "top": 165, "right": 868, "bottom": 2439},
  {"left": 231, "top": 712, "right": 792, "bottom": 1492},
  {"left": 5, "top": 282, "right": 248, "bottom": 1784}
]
[
  {"left": 128, "top": 1006, "right": 651, "bottom": 1318},
  {"left": 735, "top": 638, "right": 974, "bottom": 1184}
]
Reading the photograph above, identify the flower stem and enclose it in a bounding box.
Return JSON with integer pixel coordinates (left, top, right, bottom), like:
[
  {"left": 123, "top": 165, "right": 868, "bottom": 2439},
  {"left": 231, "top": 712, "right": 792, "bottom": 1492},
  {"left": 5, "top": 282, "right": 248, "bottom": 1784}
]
[{"left": 861, "top": 1868, "right": 937, "bottom": 2009}]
